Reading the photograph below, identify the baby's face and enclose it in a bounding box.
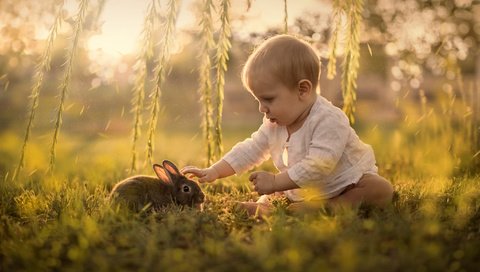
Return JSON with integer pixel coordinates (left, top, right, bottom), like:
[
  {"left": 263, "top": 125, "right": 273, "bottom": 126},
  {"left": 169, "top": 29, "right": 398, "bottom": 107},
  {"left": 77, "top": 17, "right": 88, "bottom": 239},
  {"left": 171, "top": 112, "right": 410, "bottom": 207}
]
[{"left": 250, "top": 81, "right": 309, "bottom": 129}]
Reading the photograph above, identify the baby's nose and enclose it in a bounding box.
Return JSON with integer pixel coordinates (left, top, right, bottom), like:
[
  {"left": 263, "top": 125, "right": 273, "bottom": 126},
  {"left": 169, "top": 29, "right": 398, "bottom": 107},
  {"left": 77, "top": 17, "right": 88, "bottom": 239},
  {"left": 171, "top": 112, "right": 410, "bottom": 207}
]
[{"left": 258, "top": 103, "right": 268, "bottom": 113}]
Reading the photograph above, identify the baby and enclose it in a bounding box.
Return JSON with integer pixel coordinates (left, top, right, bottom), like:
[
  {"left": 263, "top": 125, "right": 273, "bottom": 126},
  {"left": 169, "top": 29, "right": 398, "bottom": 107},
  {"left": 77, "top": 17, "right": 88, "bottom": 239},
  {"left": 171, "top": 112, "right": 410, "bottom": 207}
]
[{"left": 182, "top": 34, "right": 393, "bottom": 216}]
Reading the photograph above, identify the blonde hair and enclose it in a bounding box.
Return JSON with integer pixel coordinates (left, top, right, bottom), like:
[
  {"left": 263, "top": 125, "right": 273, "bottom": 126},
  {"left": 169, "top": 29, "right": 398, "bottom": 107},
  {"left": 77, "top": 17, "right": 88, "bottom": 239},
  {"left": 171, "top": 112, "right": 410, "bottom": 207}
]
[{"left": 242, "top": 34, "right": 320, "bottom": 92}]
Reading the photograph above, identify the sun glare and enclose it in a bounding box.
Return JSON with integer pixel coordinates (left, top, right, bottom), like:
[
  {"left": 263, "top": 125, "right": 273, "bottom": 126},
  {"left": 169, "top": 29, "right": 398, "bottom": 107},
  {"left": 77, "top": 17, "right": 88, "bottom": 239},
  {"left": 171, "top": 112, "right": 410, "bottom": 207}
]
[
  {"left": 85, "top": 0, "right": 146, "bottom": 57},
  {"left": 87, "top": 34, "right": 135, "bottom": 57},
  {"left": 83, "top": 0, "right": 325, "bottom": 60}
]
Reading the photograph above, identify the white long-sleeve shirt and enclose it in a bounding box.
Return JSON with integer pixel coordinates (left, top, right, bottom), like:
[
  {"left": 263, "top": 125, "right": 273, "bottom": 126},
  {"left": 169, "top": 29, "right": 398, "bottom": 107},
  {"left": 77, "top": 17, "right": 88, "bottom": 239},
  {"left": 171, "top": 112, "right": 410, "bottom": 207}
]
[{"left": 222, "top": 95, "right": 378, "bottom": 201}]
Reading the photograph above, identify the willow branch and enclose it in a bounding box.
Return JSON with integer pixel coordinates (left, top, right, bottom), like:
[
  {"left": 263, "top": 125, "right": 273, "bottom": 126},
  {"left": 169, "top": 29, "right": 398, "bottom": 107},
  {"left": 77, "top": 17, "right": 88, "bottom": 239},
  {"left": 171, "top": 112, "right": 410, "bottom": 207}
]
[
  {"left": 49, "top": 0, "right": 89, "bottom": 172},
  {"left": 198, "top": 0, "right": 215, "bottom": 166},
  {"left": 130, "top": 0, "right": 157, "bottom": 173},
  {"left": 213, "top": 0, "right": 232, "bottom": 159},
  {"left": 145, "top": 0, "right": 180, "bottom": 165},
  {"left": 13, "top": 0, "right": 65, "bottom": 179}
]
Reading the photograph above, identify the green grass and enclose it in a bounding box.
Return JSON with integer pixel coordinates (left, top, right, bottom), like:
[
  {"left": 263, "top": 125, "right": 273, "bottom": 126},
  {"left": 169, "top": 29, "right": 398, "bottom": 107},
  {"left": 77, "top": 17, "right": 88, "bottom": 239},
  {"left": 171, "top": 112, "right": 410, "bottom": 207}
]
[
  {"left": 1, "top": 172, "right": 479, "bottom": 271},
  {"left": 1, "top": 99, "right": 479, "bottom": 271}
]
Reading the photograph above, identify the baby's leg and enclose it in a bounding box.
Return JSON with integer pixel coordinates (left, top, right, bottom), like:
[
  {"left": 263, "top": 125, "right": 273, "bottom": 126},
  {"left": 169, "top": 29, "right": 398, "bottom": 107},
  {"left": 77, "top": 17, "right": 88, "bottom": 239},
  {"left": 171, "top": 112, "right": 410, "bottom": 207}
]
[
  {"left": 237, "top": 193, "right": 288, "bottom": 218},
  {"left": 235, "top": 195, "right": 274, "bottom": 218},
  {"left": 236, "top": 202, "right": 272, "bottom": 218},
  {"left": 287, "top": 175, "right": 393, "bottom": 214},
  {"left": 328, "top": 174, "right": 394, "bottom": 208}
]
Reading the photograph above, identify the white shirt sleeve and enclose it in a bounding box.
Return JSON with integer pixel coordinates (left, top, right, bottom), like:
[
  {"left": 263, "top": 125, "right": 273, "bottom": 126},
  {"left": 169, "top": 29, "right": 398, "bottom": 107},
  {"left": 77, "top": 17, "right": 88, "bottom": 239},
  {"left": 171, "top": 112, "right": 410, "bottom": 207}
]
[
  {"left": 222, "top": 122, "right": 271, "bottom": 174},
  {"left": 287, "top": 110, "right": 351, "bottom": 186}
]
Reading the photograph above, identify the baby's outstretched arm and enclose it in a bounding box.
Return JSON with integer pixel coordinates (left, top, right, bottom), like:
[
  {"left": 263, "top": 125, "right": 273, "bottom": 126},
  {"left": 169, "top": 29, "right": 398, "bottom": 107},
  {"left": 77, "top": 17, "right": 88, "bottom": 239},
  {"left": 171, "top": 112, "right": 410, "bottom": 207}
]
[{"left": 181, "top": 159, "right": 235, "bottom": 183}]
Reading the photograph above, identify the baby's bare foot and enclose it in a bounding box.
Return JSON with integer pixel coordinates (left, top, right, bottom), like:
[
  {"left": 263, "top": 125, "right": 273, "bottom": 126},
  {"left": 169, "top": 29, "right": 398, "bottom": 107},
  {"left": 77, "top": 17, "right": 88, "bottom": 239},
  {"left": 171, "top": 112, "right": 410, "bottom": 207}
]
[{"left": 235, "top": 201, "right": 272, "bottom": 218}]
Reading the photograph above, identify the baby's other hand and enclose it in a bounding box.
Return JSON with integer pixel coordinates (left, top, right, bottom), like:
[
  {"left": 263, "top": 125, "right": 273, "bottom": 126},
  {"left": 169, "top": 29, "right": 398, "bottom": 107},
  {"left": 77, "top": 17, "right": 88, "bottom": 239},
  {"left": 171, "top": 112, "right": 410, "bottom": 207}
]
[
  {"left": 249, "top": 171, "right": 276, "bottom": 195},
  {"left": 181, "top": 166, "right": 219, "bottom": 183}
]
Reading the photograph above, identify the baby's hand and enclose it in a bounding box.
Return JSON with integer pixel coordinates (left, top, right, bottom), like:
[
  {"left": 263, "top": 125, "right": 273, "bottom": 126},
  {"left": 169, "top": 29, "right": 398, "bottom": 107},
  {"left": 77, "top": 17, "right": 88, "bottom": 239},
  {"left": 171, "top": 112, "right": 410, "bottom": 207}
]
[
  {"left": 181, "top": 166, "right": 219, "bottom": 183},
  {"left": 249, "top": 171, "right": 276, "bottom": 195}
]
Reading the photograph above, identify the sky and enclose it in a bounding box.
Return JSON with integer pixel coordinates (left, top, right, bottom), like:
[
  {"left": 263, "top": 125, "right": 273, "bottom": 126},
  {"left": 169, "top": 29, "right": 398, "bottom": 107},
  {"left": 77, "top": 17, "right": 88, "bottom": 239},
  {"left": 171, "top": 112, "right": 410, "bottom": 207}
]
[{"left": 64, "top": 0, "right": 328, "bottom": 59}]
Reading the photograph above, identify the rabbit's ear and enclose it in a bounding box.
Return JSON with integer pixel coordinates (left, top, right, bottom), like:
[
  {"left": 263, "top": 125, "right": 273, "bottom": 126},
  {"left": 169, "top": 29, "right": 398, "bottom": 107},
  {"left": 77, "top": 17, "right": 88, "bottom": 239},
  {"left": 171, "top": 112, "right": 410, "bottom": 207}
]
[
  {"left": 153, "top": 164, "right": 173, "bottom": 185},
  {"left": 162, "top": 160, "right": 181, "bottom": 177}
]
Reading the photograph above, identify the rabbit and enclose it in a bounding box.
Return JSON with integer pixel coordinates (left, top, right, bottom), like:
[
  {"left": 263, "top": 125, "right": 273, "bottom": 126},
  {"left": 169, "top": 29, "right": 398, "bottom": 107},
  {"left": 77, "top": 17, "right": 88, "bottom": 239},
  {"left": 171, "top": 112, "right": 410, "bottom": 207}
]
[{"left": 110, "top": 160, "right": 205, "bottom": 212}]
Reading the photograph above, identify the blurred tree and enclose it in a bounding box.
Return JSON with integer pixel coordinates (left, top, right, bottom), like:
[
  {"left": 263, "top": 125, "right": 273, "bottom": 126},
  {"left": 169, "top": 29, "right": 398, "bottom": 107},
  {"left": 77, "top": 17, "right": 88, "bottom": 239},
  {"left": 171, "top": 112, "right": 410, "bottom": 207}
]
[
  {"left": 363, "top": 0, "right": 479, "bottom": 87},
  {"left": 0, "top": 0, "right": 58, "bottom": 55},
  {"left": 363, "top": 0, "right": 480, "bottom": 160}
]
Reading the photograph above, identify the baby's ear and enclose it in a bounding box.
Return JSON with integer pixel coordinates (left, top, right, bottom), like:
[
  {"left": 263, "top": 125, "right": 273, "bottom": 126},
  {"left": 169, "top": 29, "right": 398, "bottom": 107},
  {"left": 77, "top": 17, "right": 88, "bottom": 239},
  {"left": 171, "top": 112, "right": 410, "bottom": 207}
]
[
  {"left": 297, "top": 79, "right": 312, "bottom": 96},
  {"left": 153, "top": 164, "right": 173, "bottom": 185}
]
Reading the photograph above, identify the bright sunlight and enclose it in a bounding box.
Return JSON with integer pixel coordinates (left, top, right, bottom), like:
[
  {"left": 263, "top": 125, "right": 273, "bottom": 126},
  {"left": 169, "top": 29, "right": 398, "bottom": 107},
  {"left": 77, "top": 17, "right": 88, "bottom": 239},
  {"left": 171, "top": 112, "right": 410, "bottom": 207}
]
[{"left": 80, "top": 0, "right": 326, "bottom": 59}]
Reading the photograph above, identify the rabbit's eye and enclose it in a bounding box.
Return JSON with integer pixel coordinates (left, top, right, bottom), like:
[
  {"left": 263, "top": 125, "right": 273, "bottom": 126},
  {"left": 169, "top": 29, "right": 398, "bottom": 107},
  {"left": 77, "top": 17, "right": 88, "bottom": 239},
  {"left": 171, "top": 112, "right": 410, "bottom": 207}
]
[{"left": 182, "top": 185, "right": 191, "bottom": 193}]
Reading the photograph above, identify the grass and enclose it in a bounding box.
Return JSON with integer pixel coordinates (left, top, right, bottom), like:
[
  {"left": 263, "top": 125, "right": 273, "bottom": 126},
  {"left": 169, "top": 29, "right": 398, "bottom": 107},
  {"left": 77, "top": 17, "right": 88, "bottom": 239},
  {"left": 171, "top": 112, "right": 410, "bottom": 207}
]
[
  {"left": 1, "top": 172, "right": 479, "bottom": 271},
  {"left": 1, "top": 98, "right": 479, "bottom": 271}
]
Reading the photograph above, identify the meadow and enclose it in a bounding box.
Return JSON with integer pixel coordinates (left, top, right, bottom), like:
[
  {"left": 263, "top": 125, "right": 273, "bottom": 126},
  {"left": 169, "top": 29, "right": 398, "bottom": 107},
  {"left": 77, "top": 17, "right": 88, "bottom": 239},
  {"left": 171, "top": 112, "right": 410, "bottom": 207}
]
[
  {"left": 1, "top": 94, "right": 479, "bottom": 271},
  {"left": 1, "top": 0, "right": 480, "bottom": 271}
]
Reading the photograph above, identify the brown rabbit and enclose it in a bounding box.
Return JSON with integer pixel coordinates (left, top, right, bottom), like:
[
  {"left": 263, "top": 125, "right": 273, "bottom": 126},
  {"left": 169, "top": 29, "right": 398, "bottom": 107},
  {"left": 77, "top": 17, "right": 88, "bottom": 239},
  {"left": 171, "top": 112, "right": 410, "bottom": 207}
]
[{"left": 110, "top": 160, "right": 205, "bottom": 212}]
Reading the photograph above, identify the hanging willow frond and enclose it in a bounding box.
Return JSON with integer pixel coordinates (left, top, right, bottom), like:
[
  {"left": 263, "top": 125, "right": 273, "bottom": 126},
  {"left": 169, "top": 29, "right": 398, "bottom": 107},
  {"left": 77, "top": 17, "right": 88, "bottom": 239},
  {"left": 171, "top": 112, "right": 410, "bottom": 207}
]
[
  {"left": 13, "top": 0, "right": 65, "bottom": 180},
  {"left": 327, "top": 0, "right": 343, "bottom": 80},
  {"left": 198, "top": 0, "right": 215, "bottom": 166},
  {"left": 283, "top": 0, "right": 288, "bottom": 33},
  {"left": 129, "top": 0, "right": 157, "bottom": 173},
  {"left": 49, "top": 0, "right": 89, "bottom": 172},
  {"left": 93, "top": 0, "right": 107, "bottom": 29},
  {"left": 341, "top": 0, "right": 363, "bottom": 124},
  {"left": 246, "top": 0, "right": 253, "bottom": 11},
  {"left": 145, "top": 0, "right": 179, "bottom": 165},
  {"left": 213, "top": 0, "right": 232, "bottom": 160}
]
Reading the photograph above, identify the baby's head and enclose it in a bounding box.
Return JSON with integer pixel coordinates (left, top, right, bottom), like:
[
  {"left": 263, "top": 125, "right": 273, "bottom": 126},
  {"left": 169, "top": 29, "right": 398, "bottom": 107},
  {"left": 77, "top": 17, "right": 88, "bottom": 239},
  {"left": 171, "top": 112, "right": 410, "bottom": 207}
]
[{"left": 242, "top": 34, "right": 320, "bottom": 94}]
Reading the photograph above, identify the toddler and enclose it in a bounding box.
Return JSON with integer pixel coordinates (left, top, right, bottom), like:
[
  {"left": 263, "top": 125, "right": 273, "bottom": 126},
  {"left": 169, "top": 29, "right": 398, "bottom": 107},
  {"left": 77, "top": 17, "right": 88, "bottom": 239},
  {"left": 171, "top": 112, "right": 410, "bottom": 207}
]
[{"left": 182, "top": 34, "right": 393, "bottom": 216}]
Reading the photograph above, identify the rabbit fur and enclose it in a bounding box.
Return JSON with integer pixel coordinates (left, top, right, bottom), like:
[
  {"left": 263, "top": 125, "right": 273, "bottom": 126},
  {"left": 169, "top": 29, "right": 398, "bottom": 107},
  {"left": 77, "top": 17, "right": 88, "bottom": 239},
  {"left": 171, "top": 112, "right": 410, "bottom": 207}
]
[{"left": 110, "top": 160, "right": 205, "bottom": 212}]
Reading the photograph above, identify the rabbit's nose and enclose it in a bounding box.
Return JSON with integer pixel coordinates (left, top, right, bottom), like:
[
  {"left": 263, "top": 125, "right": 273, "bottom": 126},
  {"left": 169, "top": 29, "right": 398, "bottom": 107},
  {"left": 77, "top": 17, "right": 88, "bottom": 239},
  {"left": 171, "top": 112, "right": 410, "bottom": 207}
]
[{"left": 198, "top": 193, "right": 205, "bottom": 203}]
